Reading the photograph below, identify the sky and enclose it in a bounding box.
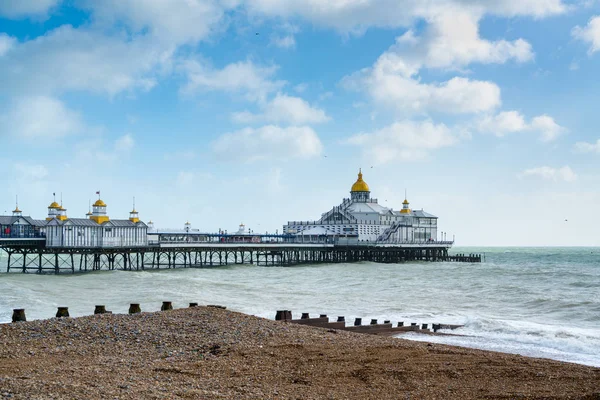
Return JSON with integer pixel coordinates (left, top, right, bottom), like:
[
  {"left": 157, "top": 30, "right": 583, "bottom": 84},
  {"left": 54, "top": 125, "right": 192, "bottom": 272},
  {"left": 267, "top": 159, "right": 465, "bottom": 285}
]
[{"left": 1, "top": 0, "right": 600, "bottom": 246}]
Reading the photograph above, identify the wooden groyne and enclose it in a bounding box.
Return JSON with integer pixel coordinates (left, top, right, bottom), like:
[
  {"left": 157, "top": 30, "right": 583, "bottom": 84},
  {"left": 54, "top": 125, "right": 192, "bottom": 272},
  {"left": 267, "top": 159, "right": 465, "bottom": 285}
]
[
  {"left": 7, "top": 304, "right": 463, "bottom": 338},
  {"left": 275, "top": 310, "right": 464, "bottom": 336}
]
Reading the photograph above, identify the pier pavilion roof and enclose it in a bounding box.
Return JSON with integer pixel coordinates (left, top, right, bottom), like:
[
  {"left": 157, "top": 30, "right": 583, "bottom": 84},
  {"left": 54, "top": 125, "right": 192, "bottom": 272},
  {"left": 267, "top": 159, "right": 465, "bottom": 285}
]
[
  {"left": 410, "top": 210, "right": 438, "bottom": 218},
  {"left": 346, "top": 201, "right": 392, "bottom": 215},
  {"left": 0, "top": 215, "right": 46, "bottom": 227},
  {"left": 47, "top": 218, "right": 147, "bottom": 227}
]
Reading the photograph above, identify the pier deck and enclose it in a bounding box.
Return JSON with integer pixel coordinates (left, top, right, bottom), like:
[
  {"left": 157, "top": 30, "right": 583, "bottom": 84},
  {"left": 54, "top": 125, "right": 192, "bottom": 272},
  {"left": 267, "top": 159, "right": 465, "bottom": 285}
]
[{"left": 0, "top": 238, "right": 480, "bottom": 274}]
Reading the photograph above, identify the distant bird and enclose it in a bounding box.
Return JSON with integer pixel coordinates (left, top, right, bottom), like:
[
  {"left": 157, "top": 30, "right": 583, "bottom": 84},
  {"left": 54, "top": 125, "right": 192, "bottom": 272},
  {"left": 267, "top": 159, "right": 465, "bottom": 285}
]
[
  {"left": 324, "top": 155, "right": 328, "bottom": 158},
  {"left": 564, "top": 219, "right": 568, "bottom": 222},
  {"left": 370, "top": 166, "right": 373, "bottom": 168},
  {"left": 256, "top": 32, "right": 260, "bottom": 35}
]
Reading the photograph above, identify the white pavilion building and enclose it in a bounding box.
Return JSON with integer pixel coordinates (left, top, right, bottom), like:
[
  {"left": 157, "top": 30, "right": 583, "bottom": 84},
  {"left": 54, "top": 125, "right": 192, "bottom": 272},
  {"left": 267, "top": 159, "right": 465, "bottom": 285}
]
[
  {"left": 45, "top": 196, "right": 148, "bottom": 248},
  {"left": 283, "top": 170, "right": 440, "bottom": 243}
]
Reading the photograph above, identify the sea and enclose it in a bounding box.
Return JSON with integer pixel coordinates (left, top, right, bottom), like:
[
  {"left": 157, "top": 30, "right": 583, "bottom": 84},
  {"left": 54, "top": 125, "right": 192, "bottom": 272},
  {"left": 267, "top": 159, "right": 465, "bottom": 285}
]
[{"left": 0, "top": 247, "right": 598, "bottom": 367}]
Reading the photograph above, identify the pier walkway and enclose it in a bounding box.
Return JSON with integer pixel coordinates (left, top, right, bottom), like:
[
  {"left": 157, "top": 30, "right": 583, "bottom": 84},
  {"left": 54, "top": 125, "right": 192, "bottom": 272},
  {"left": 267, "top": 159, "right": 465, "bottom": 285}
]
[{"left": 0, "top": 235, "right": 480, "bottom": 274}]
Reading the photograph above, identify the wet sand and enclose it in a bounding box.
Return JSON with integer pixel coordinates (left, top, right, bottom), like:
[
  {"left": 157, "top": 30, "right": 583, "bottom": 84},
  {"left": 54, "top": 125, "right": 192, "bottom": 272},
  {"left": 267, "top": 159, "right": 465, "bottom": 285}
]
[{"left": 1, "top": 307, "right": 599, "bottom": 399}]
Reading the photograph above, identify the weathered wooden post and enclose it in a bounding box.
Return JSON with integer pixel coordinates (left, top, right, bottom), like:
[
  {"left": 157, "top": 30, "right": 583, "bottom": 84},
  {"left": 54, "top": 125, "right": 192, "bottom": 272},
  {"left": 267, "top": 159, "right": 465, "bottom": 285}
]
[
  {"left": 337, "top": 316, "right": 345, "bottom": 322},
  {"left": 432, "top": 323, "right": 440, "bottom": 332},
  {"left": 56, "top": 307, "right": 69, "bottom": 318},
  {"left": 370, "top": 319, "right": 377, "bottom": 325},
  {"left": 319, "top": 314, "right": 327, "bottom": 318},
  {"left": 284, "top": 310, "right": 292, "bottom": 320},
  {"left": 189, "top": 302, "right": 198, "bottom": 307},
  {"left": 161, "top": 301, "right": 173, "bottom": 311},
  {"left": 12, "top": 309, "right": 26, "bottom": 322},
  {"left": 301, "top": 312, "right": 309, "bottom": 319},
  {"left": 384, "top": 320, "right": 390, "bottom": 324},
  {"left": 129, "top": 303, "right": 141, "bottom": 314},
  {"left": 275, "top": 310, "right": 286, "bottom": 320},
  {"left": 421, "top": 323, "right": 428, "bottom": 330},
  {"left": 354, "top": 317, "right": 362, "bottom": 326},
  {"left": 397, "top": 321, "right": 404, "bottom": 327},
  {"left": 94, "top": 305, "right": 106, "bottom": 314}
]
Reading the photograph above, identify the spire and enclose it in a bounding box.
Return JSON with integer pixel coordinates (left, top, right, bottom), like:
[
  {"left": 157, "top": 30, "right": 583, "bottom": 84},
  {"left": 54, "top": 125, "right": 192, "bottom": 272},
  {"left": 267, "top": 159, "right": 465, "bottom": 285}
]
[
  {"left": 86, "top": 199, "right": 92, "bottom": 217},
  {"left": 129, "top": 197, "right": 140, "bottom": 223},
  {"left": 400, "top": 190, "right": 411, "bottom": 214},
  {"left": 12, "top": 195, "right": 22, "bottom": 216}
]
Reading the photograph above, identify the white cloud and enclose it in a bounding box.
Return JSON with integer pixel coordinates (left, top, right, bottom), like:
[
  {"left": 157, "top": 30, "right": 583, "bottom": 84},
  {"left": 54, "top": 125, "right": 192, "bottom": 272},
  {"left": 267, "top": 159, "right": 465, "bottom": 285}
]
[
  {"left": 180, "top": 60, "right": 286, "bottom": 102},
  {"left": 2, "top": 96, "right": 84, "bottom": 140},
  {"left": 572, "top": 16, "right": 600, "bottom": 55},
  {"left": 14, "top": 163, "right": 49, "bottom": 180},
  {"left": 0, "top": 0, "right": 61, "bottom": 19},
  {"left": 519, "top": 166, "right": 577, "bottom": 182},
  {"left": 343, "top": 11, "right": 523, "bottom": 116},
  {"left": 477, "top": 111, "right": 527, "bottom": 136},
  {"left": 115, "top": 134, "right": 135, "bottom": 152},
  {"left": 212, "top": 125, "right": 323, "bottom": 162},
  {"left": 0, "top": 34, "right": 16, "bottom": 56},
  {"left": 346, "top": 120, "right": 458, "bottom": 163},
  {"left": 574, "top": 139, "right": 600, "bottom": 153},
  {"left": 271, "top": 35, "right": 296, "bottom": 49},
  {"left": 84, "top": 0, "right": 233, "bottom": 45},
  {"left": 232, "top": 94, "right": 330, "bottom": 125},
  {"left": 393, "top": 11, "right": 533, "bottom": 72},
  {"left": 244, "top": 0, "right": 565, "bottom": 34},
  {"left": 477, "top": 111, "right": 565, "bottom": 141},
  {"left": 531, "top": 115, "right": 565, "bottom": 142},
  {"left": 346, "top": 60, "right": 501, "bottom": 114},
  {"left": 0, "top": 25, "right": 165, "bottom": 97}
]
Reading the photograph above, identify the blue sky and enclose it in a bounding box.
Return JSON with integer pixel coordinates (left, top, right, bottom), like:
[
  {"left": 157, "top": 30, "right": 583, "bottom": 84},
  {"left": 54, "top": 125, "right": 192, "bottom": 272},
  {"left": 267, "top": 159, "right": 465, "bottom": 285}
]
[{"left": 1, "top": 0, "right": 600, "bottom": 246}]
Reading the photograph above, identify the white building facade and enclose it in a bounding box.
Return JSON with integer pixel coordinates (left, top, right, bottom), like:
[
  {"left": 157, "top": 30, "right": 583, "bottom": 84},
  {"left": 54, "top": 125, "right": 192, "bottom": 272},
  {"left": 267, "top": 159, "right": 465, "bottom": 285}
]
[
  {"left": 44, "top": 197, "right": 148, "bottom": 248},
  {"left": 283, "top": 170, "right": 440, "bottom": 243}
]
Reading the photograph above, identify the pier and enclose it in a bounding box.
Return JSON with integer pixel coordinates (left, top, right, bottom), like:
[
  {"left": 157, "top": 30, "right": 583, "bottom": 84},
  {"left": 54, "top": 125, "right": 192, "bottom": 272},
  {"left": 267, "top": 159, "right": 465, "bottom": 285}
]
[{"left": 0, "top": 233, "right": 480, "bottom": 274}]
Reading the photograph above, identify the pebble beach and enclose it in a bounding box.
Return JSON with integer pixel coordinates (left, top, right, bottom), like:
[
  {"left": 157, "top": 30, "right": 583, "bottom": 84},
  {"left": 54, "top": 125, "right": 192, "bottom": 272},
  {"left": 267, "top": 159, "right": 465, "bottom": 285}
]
[{"left": 1, "top": 306, "right": 599, "bottom": 399}]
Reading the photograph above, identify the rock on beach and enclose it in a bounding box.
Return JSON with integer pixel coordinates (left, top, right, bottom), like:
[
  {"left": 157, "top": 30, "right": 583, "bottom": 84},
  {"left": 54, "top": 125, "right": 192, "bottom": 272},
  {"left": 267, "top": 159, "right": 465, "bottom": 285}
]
[{"left": 0, "top": 307, "right": 599, "bottom": 399}]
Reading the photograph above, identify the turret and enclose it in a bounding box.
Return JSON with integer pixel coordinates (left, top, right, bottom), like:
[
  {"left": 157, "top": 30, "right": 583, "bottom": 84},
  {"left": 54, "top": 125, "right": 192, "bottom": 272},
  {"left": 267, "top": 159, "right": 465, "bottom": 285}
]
[
  {"left": 129, "top": 198, "right": 139, "bottom": 223},
  {"left": 89, "top": 192, "right": 109, "bottom": 224},
  {"left": 46, "top": 193, "right": 61, "bottom": 220},
  {"left": 400, "top": 191, "right": 411, "bottom": 215},
  {"left": 350, "top": 169, "right": 371, "bottom": 202},
  {"left": 12, "top": 196, "right": 22, "bottom": 217}
]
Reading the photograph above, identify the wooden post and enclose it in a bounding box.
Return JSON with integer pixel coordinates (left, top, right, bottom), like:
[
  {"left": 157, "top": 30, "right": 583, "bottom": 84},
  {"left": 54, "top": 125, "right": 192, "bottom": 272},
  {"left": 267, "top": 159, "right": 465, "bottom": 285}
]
[
  {"left": 337, "top": 316, "right": 345, "bottom": 322},
  {"left": 354, "top": 317, "right": 362, "bottom": 326},
  {"left": 301, "top": 312, "right": 309, "bottom": 319},
  {"left": 56, "top": 307, "right": 69, "bottom": 318},
  {"left": 94, "top": 305, "right": 107, "bottom": 314},
  {"left": 161, "top": 301, "right": 173, "bottom": 311},
  {"left": 370, "top": 319, "right": 377, "bottom": 325},
  {"left": 189, "top": 302, "right": 198, "bottom": 307},
  {"left": 12, "top": 309, "right": 26, "bottom": 322},
  {"left": 129, "top": 303, "right": 141, "bottom": 314}
]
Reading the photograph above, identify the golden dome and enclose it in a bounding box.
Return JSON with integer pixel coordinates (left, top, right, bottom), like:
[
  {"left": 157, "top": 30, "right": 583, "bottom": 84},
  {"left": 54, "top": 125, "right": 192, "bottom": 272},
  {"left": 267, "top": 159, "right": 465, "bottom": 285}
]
[
  {"left": 402, "top": 199, "right": 409, "bottom": 205},
  {"left": 49, "top": 201, "right": 60, "bottom": 209},
  {"left": 350, "top": 169, "right": 370, "bottom": 192},
  {"left": 93, "top": 199, "right": 107, "bottom": 207},
  {"left": 13, "top": 207, "right": 21, "bottom": 213}
]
